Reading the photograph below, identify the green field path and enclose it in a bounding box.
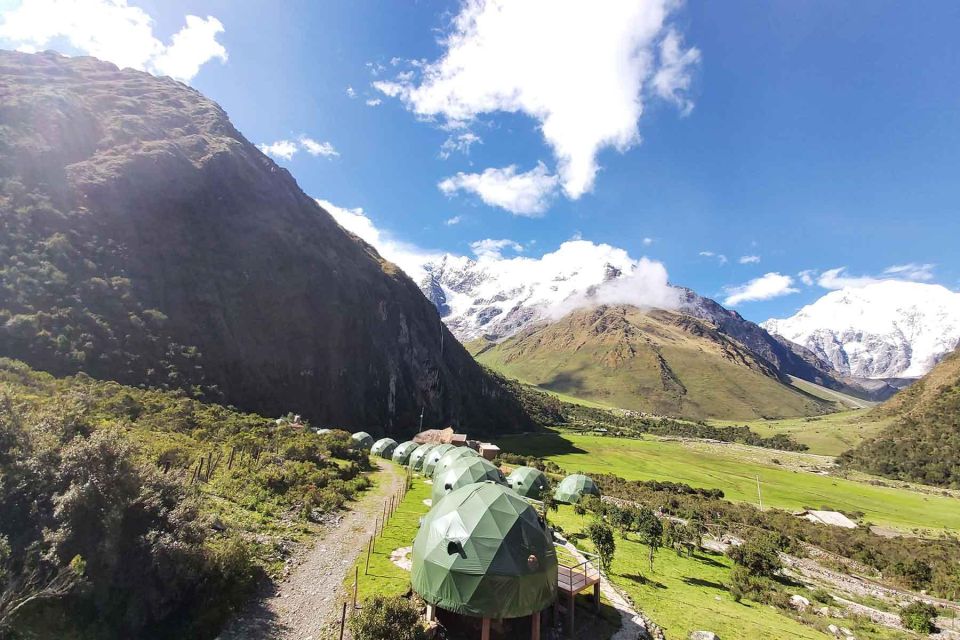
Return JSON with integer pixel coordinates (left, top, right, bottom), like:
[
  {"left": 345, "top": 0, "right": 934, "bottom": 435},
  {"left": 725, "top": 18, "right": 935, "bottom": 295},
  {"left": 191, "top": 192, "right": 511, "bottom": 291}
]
[{"left": 499, "top": 433, "right": 960, "bottom": 532}]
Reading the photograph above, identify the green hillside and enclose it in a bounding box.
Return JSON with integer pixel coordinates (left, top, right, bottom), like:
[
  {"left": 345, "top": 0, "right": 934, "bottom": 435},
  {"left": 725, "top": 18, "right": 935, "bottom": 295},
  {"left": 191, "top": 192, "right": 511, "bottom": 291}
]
[
  {"left": 471, "top": 305, "right": 835, "bottom": 421},
  {"left": 842, "top": 347, "right": 960, "bottom": 487}
]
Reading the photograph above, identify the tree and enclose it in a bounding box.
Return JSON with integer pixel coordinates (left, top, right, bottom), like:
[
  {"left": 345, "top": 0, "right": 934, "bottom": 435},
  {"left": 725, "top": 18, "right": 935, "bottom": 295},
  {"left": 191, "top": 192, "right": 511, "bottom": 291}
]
[
  {"left": 899, "top": 601, "right": 937, "bottom": 634},
  {"left": 633, "top": 508, "right": 663, "bottom": 572},
  {"left": 664, "top": 521, "right": 696, "bottom": 557},
  {"left": 349, "top": 595, "right": 426, "bottom": 640},
  {"left": 726, "top": 535, "right": 782, "bottom": 578},
  {"left": 587, "top": 522, "right": 616, "bottom": 575}
]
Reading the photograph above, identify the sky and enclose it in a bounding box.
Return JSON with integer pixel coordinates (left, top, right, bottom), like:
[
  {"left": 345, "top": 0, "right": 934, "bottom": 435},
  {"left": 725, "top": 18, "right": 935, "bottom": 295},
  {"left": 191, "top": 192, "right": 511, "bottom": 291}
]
[{"left": 2, "top": 0, "right": 959, "bottom": 324}]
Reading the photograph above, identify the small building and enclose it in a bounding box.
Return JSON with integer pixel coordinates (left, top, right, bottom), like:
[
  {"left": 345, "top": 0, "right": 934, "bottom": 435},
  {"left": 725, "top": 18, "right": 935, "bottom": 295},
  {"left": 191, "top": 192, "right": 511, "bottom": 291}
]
[
  {"left": 507, "top": 466, "right": 549, "bottom": 500},
  {"left": 795, "top": 510, "right": 858, "bottom": 529},
  {"left": 478, "top": 443, "right": 501, "bottom": 460},
  {"left": 432, "top": 459, "right": 507, "bottom": 504},
  {"left": 350, "top": 431, "right": 374, "bottom": 450},
  {"left": 371, "top": 437, "right": 398, "bottom": 458},
  {"left": 391, "top": 441, "right": 419, "bottom": 465},
  {"left": 408, "top": 443, "right": 437, "bottom": 472},
  {"left": 554, "top": 474, "right": 601, "bottom": 504},
  {"left": 412, "top": 483, "right": 557, "bottom": 639},
  {"left": 432, "top": 446, "right": 480, "bottom": 479}
]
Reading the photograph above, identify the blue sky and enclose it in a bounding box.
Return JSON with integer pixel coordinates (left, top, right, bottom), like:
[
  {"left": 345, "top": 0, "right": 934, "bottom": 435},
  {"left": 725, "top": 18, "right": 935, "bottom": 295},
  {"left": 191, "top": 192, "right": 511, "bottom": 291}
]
[{"left": 2, "top": 0, "right": 959, "bottom": 323}]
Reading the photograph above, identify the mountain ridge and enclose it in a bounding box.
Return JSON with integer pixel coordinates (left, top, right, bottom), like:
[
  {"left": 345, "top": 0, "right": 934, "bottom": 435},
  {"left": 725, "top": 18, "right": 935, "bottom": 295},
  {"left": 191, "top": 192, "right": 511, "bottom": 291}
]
[{"left": 0, "top": 50, "right": 531, "bottom": 435}]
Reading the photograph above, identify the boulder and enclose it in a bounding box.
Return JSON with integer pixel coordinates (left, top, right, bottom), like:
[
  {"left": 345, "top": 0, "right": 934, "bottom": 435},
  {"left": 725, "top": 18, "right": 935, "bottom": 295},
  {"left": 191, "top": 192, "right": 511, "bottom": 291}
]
[{"left": 789, "top": 594, "right": 811, "bottom": 611}]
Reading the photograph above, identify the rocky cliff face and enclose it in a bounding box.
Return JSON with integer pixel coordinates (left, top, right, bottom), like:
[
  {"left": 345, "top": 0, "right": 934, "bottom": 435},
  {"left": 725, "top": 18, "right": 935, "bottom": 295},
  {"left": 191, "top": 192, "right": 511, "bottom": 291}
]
[{"left": 0, "top": 50, "right": 531, "bottom": 435}]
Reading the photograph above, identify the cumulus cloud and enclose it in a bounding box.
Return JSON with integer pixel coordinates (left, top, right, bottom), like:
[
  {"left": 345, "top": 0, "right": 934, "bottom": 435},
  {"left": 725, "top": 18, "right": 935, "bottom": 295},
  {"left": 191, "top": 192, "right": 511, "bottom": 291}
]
[
  {"left": 438, "top": 162, "right": 559, "bottom": 216},
  {"left": 373, "top": 0, "right": 699, "bottom": 199},
  {"left": 817, "top": 264, "right": 936, "bottom": 290},
  {"left": 469, "top": 238, "right": 524, "bottom": 260},
  {"left": 444, "top": 216, "right": 462, "bottom": 226},
  {"left": 798, "top": 269, "right": 816, "bottom": 286},
  {"left": 299, "top": 136, "right": 339, "bottom": 157},
  {"left": 0, "top": 0, "right": 226, "bottom": 82},
  {"left": 365, "top": 98, "right": 382, "bottom": 107},
  {"left": 258, "top": 137, "right": 338, "bottom": 161},
  {"left": 738, "top": 255, "right": 760, "bottom": 265},
  {"left": 257, "top": 140, "right": 298, "bottom": 161},
  {"left": 346, "top": 85, "right": 357, "bottom": 98},
  {"left": 723, "top": 272, "right": 799, "bottom": 306},
  {"left": 439, "top": 132, "right": 482, "bottom": 159},
  {"left": 642, "top": 237, "right": 654, "bottom": 246},
  {"left": 316, "top": 199, "right": 443, "bottom": 281}
]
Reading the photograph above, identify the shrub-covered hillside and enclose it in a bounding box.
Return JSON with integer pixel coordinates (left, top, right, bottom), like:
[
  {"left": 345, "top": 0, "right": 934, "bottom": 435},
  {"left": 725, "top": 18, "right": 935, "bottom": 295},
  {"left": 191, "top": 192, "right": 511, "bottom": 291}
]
[
  {"left": 841, "top": 347, "right": 960, "bottom": 487},
  {"left": 0, "top": 358, "right": 371, "bottom": 639}
]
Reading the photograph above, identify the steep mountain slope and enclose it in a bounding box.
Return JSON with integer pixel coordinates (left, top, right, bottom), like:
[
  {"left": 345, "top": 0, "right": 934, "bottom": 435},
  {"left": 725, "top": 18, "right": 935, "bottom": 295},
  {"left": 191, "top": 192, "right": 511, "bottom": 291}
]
[
  {"left": 762, "top": 281, "right": 960, "bottom": 379},
  {"left": 471, "top": 305, "right": 834, "bottom": 420},
  {"left": 841, "top": 347, "right": 960, "bottom": 487},
  {"left": 0, "top": 51, "right": 530, "bottom": 435}
]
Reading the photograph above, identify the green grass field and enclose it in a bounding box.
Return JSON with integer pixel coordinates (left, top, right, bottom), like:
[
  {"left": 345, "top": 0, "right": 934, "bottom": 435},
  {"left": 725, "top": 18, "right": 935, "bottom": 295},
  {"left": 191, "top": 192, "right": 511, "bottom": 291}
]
[
  {"left": 550, "top": 506, "right": 909, "bottom": 640},
  {"left": 709, "top": 409, "right": 892, "bottom": 456},
  {"left": 498, "top": 432, "right": 960, "bottom": 532}
]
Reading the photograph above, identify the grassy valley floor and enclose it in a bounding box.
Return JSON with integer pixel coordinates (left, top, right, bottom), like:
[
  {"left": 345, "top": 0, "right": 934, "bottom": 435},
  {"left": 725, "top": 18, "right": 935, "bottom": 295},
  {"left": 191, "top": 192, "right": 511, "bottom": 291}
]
[{"left": 498, "top": 431, "right": 960, "bottom": 533}]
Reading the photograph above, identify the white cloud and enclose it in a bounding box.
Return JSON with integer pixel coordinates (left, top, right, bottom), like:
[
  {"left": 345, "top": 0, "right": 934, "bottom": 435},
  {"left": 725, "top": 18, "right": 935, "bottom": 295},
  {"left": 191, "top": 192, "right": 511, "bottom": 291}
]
[
  {"left": 444, "top": 216, "right": 462, "bottom": 226},
  {"left": 817, "top": 264, "right": 936, "bottom": 290},
  {"left": 0, "top": 0, "right": 226, "bottom": 82},
  {"left": 316, "top": 199, "right": 443, "bottom": 282},
  {"left": 299, "top": 136, "right": 339, "bottom": 157},
  {"left": 439, "top": 132, "right": 482, "bottom": 159},
  {"left": 346, "top": 85, "right": 357, "bottom": 98},
  {"left": 470, "top": 238, "right": 524, "bottom": 260},
  {"left": 258, "top": 137, "right": 338, "bottom": 161},
  {"left": 723, "top": 272, "right": 799, "bottom": 307},
  {"left": 642, "top": 237, "right": 654, "bottom": 246},
  {"left": 257, "top": 139, "right": 298, "bottom": 161},
  {"left": 699, "top": 251, "right": 728, "bottom": 265},
  {"left": 373, "top": 0, "right": 699, "bottom": 199},
  {"left": 798, "top": 269, "right": 816, "bottom": 286},
  {"left": 738, "top": 255, "right": 760, "bottom": 265},
  {"left": 650, "top": 27, "right": 700, "bottom": 116},
  {"left": 365, "top": 98, "right": 382, "bottom": 107},
  {"left": 438, "top": 162, "right": 559, "bottom": 216}
]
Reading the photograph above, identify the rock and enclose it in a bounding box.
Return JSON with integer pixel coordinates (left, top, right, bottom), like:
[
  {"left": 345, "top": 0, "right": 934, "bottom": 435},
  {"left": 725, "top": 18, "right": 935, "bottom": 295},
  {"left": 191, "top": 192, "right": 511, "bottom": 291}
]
[
  {"left": 789, "top": 594, "right": 811, "bottom": 611},
  {"left": 689, "top": 632, "right": 719, "bottom": 640},
  {"left": 840, "top": 628, "right": 853, "bottom": 637},
  {"left": 817, "top": 606, "right": 831, "bottom": 616},
  {"left": 828, "top": 624, "right": 840, "bottom": 636}
]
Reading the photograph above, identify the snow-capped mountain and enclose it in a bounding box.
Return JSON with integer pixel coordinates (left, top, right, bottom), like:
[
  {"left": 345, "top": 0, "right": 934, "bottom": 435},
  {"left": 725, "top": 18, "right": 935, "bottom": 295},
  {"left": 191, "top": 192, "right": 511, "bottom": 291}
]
[
  {"left": 761, "top": 281, "right": 960, "bottom": 379},
  {"left": 417, "top": 240, "right": 680, "bottom": 341}
]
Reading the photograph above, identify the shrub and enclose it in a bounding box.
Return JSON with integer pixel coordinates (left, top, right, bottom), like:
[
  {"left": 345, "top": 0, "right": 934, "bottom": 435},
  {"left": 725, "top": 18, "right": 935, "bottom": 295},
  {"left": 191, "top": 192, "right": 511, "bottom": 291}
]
[
  {"left": 586, "top": 522, "right": 616, "bottom": 575},
  {"left": 726, "top": 535, "right": 782, "bottom": 578},
  {"left": 348, "top": 595, "right": 426, "bottom": 640},
  {"left": 899, "top": 601, "right": 938, "bottom": 633}
]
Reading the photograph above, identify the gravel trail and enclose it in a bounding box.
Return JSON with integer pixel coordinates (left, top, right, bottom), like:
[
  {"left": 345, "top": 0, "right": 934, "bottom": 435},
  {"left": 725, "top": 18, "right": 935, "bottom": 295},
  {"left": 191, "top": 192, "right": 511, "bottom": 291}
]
[{"left": 219, "top": 460, "right": 403, "bottom": 639}]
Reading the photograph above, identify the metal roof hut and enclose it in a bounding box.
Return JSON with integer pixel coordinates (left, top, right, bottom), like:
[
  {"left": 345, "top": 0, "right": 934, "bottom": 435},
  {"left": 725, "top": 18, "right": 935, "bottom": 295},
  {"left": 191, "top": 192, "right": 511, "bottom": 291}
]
[
  {"left": 371, "top": 437, "right": 398, "bottom": 458},
  {"left": 391, "top": 441, "right": 419, "bottom": 465},
  {"left": 412, "top": 483, "right": 557, "bottom": 639},
  {"left": 350, "top": 431, "right": 374, "bottom": 450},
  {"left": 423, "top": 443, "right": 457, "bottom": 476},
  {"left": 507, "top": 467, "right": 549, "bottom": 500},
  {"left": 408, "top": 443, "right": 437, "bottom": 472},
  {"left": 432, "top": 457, "right": 507, "bottom": 504},
  {"left": 553, "top": 474, "right": 600, "bottom": 504},
  {"left": 432, "top": 446, "right": 480, "bottom": 479}
]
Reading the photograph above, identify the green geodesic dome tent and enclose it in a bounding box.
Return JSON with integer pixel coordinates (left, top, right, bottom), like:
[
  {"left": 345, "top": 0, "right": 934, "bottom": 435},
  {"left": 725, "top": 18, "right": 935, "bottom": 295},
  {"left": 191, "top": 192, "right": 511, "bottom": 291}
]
[
  {"left": 408, "top": 443, "right": 436, "bottom": 471},
  {"left": 392, "top": 441, "right": 418, "bottom": 465},
  {"left": 432, "top": 446, "right": 480, "bottom": 479},
  {"left": 507, "top": 466, "right": 549, "bottom": 500},
  {"left": 423, "top": 443, "right": 456, "bottom": 476},
  {"left": 371, "top": 437, "right": 398, "bottom": 458},
  {"left": 350, "top": 431, "right": 374, "bottom": 449},
  {"left": 411, "top": 482, "right": 558, "bottom": 619},
  {"left": 553, "top": 474, "right": 600, "bottom": 504},
  {"left": 432, "top": 457, "right": 506, "bottom": 504}
]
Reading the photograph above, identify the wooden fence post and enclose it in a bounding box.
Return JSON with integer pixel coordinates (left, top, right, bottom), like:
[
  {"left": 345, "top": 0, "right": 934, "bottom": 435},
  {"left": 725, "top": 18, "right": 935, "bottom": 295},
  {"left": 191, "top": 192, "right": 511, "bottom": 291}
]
[
  {"left": 339, "top": 602, "right": 347, "bottom": 640},
  {"left": 365, "top": 535, "right": 373, "bottom": 575}
]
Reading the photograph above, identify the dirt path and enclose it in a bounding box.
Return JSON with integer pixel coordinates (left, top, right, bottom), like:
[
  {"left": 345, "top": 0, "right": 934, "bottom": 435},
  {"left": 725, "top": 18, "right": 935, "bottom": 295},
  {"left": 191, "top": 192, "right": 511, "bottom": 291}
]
[{"left": 219, "top": 460, "right": 403, "bottom": 640}]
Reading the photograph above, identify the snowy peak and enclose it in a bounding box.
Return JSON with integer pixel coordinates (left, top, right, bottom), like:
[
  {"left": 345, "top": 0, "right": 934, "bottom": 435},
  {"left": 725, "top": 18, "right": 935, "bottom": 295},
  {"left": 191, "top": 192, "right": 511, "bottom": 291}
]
[{"left": 762, "top": 281, "right": 960, "bottom": 379}]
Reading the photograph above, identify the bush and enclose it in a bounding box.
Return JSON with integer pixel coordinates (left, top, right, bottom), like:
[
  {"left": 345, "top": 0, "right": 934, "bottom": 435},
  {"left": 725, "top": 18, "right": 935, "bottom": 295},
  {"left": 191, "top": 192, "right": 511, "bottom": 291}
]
[
  {"left": 586, "top": 522, "right": 616, "bottom": 574},
  {"left": 899, "top": 601, "right": 938, "bottom": 633},
  {"left": 349, "top": 595, "right": 426, "bottom": 640},
  {"left": 726, "top": 535, "right": 782, "bottom": 578}
]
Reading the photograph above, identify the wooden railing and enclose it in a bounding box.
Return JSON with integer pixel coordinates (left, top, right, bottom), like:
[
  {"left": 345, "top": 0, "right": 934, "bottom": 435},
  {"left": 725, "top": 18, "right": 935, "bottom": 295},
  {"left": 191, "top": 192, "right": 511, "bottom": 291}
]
[{"left": 556, "top": 546, "right": 600, "bottom": 594}]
